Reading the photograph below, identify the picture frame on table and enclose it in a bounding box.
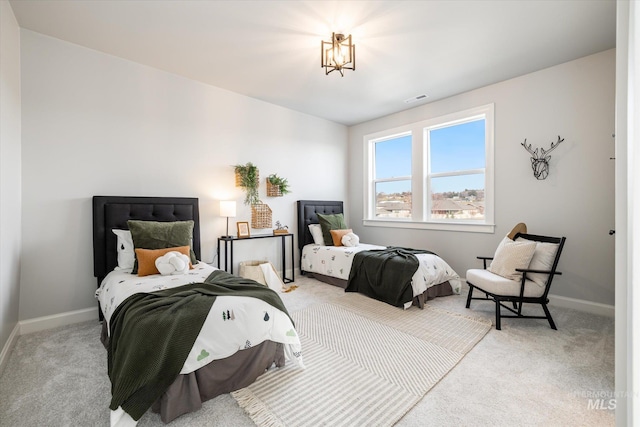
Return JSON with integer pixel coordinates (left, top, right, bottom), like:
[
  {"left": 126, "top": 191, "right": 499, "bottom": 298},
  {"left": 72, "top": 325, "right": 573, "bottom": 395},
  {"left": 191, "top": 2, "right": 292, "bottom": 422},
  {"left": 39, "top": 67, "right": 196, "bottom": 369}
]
[{"left": 237, "top": 221, "right": 250, "bottom": 238}]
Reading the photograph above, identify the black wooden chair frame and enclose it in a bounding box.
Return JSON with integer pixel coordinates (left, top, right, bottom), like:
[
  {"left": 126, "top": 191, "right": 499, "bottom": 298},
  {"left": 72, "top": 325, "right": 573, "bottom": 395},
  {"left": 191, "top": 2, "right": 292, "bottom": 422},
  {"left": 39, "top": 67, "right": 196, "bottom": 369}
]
[{"left": 465, "top": 232, "right": 566, "bottom": 330}]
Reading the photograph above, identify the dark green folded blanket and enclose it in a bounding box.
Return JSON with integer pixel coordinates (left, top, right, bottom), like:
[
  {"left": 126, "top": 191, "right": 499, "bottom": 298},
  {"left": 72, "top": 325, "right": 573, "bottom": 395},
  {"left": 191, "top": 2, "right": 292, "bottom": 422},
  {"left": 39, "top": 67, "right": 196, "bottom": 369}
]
[
  {"left": 346, "top": 246, "right": 435, "bottom": 307},
  {"left": 108, "top": 269, "right": 291, "bottom": 420}
]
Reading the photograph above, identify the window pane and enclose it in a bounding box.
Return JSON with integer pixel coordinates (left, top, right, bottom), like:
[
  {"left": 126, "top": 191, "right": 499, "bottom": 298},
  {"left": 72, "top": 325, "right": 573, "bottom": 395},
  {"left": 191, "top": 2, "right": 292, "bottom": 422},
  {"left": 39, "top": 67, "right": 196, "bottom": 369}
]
[
  {"left": 375, "top": 135, "right": 411, "bottom": 179},
  {"left": 429, "top": 120, "right": 485, "bottom": 173},
  {"left": 376, "top": 180, "right": 411, "bottom": 218},
  {"left": 430, "top": 174, "right": 484, "bottom": 220}
]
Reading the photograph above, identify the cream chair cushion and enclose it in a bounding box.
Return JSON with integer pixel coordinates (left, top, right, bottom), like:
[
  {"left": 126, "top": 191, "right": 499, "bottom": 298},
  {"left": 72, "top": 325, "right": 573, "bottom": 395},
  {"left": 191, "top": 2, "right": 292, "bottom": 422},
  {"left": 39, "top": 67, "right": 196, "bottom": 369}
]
[{"left": 466, "top": 268, "right": 545, "bottom": 298}]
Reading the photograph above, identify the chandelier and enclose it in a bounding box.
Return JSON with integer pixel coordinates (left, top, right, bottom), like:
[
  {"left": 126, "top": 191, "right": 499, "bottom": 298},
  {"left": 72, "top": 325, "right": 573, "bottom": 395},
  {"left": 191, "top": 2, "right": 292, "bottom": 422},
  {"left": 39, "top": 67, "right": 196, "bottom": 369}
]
[{"left": 321, "top": 32, "right": 355, "bottom": 76}]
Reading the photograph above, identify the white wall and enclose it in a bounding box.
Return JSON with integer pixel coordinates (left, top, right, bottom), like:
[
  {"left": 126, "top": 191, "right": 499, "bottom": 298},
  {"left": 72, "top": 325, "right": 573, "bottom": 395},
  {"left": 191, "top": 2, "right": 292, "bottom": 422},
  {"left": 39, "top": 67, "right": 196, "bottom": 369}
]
[
  {"left": 348, "top": 49, "right": 615, "bottom": 306},
  {"left": 20, "top": 30, "right": 347, "bottom": 320},
  {"left": 0, "top": 0, "right": 22, "bottom": 358}
]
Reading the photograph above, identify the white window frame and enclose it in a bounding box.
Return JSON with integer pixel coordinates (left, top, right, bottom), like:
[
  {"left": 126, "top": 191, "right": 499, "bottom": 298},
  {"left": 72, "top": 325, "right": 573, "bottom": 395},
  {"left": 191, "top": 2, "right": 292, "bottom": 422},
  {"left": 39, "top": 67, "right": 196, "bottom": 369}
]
[
  {"left": 368, "top": 131, "right": 413, "bottom": 219},
  {"left": 363, "top": 104, "right": 494, "bottom": 233}
]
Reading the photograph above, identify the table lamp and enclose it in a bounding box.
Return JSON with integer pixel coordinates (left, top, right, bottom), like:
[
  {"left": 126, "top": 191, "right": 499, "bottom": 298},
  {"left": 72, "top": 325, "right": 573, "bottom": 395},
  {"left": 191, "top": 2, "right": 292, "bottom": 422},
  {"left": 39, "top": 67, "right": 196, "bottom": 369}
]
[{"left": 220, "top": 200, "right": 236, "bottom": 238}]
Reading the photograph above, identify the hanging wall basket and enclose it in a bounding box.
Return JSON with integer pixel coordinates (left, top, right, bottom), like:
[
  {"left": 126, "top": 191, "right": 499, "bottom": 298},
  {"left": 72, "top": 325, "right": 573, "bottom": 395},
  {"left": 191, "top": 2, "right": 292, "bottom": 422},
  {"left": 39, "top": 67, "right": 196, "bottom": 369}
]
[
  {"left": 235, "top": 169, "right": 259, "bottom": 188},
  {"left": 266, "top": 174, "right": 290, "bottom": 197},
  {"left": 234, "top": 162, "right": 260, "bottom": 205},
  {"left": 251, "top": 203, "right": 272, "bottom": 229},
  {"left": 266, "top": 180, "right": 282, "bottom": 197}
]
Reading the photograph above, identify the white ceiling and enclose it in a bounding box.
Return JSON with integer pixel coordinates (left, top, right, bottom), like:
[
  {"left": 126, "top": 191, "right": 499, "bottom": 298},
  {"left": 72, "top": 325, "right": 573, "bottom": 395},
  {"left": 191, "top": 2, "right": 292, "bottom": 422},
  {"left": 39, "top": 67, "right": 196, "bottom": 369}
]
[{"left": 9, "top": 0, "right": 616, "bottom": 126}]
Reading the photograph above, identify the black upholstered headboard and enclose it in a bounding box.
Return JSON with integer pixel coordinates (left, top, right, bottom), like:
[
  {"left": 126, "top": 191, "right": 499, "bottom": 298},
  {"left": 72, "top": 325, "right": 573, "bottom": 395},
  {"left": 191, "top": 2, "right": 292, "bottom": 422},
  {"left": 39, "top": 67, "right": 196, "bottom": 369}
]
[
  {"left": 92, "top": 196, "right": 201, "bottom": 287},
  {"left": 296, "top": 200, "right": 344, "bottom": 252}
]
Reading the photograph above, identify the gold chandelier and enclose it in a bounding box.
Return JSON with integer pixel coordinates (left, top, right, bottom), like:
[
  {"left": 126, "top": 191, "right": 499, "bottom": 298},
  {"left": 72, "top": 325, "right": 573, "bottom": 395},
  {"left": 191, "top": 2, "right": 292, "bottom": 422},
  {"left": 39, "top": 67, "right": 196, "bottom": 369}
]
[{"left": 321, "top": 32, "right": 355, "bottom": 76}]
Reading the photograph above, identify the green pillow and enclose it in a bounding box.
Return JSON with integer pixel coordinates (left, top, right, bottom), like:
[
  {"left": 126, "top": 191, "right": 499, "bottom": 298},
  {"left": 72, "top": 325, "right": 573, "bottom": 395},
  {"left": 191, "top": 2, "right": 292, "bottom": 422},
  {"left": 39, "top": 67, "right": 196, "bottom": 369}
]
[
  {"left": 128, "top": 220, "right": 197, "bottom": 273},
  {"left": 317, "top": 213, "right": 347, "bottom": 246}
]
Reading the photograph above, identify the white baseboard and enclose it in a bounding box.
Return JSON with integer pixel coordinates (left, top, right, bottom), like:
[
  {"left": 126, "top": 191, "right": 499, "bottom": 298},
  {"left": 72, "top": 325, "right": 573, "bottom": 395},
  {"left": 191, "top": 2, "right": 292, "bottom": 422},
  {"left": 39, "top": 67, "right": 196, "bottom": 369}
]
[
  {"left": 0, "top": 323, "right": 20, "bottom": 377},
  {"left": 548, "top": 293, "right": 614, "bottom": 317},
  {"left": 19, "top": 307, "right": 99, "bottom": 335}
]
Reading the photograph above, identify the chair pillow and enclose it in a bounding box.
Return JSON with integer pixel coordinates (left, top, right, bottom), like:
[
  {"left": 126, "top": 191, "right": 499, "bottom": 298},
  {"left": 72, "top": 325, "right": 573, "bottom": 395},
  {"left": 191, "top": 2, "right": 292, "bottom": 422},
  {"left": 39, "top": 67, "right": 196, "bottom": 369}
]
[
  {"left": 488, "top": 236, "right": 537, "bottom": 281},
  {"left": 330, "top": 229, "right": 353, "bottom": 246},
  {"left": 128, "top": 220, "right": 197, "bottom": 273},
  {"left": 308, "top": 224, "right": 325, "bottom": 245},
  {"left": 317, "top": 213, "right": 347, "bottom": 247},
  {"left": 135, "top": 246, "right": 192, "bottom": 277},
  {"left": 516, "top": 238, "right": 559, "bottom": 287}
]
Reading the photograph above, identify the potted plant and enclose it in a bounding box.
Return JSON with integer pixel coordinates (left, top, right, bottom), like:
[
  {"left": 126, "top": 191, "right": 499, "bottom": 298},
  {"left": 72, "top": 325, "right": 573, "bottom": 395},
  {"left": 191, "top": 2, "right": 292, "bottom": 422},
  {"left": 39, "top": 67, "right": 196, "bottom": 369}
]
[
  {"left": 273, "top": 220, "right": 289, "bottom": 235},
  {"left": 266, "top": 173, "right": 291, "bottom": 197},
  {"left": 234, "top": 162, "right": 260, "bottom": 205}
]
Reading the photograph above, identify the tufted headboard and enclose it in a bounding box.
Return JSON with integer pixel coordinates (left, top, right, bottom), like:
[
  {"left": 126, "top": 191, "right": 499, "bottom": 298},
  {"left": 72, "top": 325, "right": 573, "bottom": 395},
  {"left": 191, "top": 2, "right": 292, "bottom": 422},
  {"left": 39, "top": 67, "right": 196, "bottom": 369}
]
[
  {"left": 296, "top": 200, "right": 344, "bottom": 253},
  {"left": 92, "top": 196, "right": 201, "bottom": 288}
]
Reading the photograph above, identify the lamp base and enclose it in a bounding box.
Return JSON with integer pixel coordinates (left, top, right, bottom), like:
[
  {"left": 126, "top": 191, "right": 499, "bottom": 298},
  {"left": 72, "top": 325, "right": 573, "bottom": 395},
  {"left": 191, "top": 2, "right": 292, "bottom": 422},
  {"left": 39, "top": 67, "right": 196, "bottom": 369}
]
[{"left": 221, "top": 217, "right": 234, "bottom": 239}]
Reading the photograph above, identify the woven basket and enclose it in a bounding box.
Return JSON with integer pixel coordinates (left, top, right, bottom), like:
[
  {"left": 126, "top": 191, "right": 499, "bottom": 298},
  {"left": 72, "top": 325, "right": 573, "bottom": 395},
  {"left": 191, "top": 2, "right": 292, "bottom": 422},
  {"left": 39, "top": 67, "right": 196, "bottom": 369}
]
[
  {"left": 251, "top": 203, "right": 272, "bottom": 229},
  {"left": 238, "top": 260, "right": 268, "bottom": 285},
  {"left": 235, "top": 170, "right": 259, "bottom": 187},
  {"left": 266, "top": 179, "right": 282, "bottom": 197}
]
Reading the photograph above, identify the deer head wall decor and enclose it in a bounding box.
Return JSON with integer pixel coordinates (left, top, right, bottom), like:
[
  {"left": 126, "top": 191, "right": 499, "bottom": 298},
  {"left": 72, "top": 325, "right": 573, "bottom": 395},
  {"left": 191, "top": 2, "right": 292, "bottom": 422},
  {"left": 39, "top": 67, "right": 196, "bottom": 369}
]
[{"left": 521, "top": 135, "right": 564, "bottom": 180}]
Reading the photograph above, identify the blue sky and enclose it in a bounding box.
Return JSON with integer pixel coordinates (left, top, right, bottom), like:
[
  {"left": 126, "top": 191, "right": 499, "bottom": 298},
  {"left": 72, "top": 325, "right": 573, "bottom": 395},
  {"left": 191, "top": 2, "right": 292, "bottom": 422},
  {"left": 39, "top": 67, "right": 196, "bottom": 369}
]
[{"left": 375, "top": 119, "right": 485, "bottom": 194}]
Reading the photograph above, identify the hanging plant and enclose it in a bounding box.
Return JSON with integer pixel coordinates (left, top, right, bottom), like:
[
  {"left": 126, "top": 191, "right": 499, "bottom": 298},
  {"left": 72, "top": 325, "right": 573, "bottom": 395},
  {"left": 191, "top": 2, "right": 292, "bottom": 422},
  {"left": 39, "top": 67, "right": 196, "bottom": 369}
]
[
  {"left": 266, "top": 173, "right": 291, "bottom": 197},
  {"left": 234, "top": 162, "right": 261, "bottom": 205}
]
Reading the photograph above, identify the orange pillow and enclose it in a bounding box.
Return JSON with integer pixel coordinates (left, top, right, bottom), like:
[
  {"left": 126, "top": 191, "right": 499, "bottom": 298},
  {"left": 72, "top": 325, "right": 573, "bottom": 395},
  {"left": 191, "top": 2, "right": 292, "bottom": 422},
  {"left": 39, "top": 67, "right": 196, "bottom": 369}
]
[
  {"left": 330, "top": 229, "right": 353, "bottom": 247},
  {"left": 135, "top": 246, "right": 192, "bottom": 277}
]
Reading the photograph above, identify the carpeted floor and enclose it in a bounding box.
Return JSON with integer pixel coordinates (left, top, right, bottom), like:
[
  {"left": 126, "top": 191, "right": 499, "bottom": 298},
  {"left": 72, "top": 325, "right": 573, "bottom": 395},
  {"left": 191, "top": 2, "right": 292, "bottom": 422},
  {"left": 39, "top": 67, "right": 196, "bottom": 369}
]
[
  {"left": 232, "top": 294, "right": 491, "bottom": 426},
  {"left": 0, "top": 276, "right": 614, "bottom": 426}
]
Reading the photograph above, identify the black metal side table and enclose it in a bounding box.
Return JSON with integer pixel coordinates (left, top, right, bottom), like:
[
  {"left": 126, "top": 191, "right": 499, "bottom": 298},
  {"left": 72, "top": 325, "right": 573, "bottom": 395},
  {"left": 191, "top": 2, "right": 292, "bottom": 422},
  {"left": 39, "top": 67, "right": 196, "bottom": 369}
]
[{"left": 217, "top": 233, "right": 294, "bottom": 283}]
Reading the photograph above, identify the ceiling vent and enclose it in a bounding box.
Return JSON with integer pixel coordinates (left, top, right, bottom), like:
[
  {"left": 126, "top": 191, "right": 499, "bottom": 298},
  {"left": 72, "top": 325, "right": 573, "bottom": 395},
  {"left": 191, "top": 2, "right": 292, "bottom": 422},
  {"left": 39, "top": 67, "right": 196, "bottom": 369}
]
[{"left": 404, "top": 94, "right": 429, "bottom": 104}]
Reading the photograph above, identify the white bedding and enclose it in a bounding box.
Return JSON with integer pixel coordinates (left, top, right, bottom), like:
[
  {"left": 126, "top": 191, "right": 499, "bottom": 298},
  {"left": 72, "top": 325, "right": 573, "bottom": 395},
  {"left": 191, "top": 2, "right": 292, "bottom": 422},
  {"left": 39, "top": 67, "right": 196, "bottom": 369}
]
[
  {"left": 96, "top": 262, "right": 303, "bottom": 426},
  {"left": 301, "top": 243, "right": 461, "bottom": 307}
]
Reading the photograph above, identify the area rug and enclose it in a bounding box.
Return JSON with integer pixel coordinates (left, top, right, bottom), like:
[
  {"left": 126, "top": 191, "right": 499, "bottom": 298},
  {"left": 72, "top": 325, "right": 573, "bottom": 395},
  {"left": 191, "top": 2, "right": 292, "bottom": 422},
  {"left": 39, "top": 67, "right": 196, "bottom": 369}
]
[{"left": 231, "top": 293, "right": 492, "bottom": 427}]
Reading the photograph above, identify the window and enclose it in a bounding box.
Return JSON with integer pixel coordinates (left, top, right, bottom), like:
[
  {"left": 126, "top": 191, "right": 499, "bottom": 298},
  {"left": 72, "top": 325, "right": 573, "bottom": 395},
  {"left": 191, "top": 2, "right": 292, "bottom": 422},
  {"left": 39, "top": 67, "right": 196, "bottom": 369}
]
[
  {"left": 373, "top": 134, "right": 412, "bottom": 218},
  {"left": 364, "top": 104, "right": 494, "bottom": 233},
  {"left": 427, "top": 118, "right": 486, "bottom": 221}
]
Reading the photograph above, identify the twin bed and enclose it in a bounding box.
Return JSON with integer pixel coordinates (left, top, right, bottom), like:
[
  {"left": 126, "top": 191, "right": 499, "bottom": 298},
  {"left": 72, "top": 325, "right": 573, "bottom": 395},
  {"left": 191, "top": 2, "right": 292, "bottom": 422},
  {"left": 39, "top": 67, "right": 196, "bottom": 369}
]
[
  {"left": 93, "top": 196, "right": 302, "bottom": 425},
  {"left": 93, "top": 197, "right": 460, "bottom": 425},
  {"left": 296, "top": 200, "right": 461, "bottom": 309}
]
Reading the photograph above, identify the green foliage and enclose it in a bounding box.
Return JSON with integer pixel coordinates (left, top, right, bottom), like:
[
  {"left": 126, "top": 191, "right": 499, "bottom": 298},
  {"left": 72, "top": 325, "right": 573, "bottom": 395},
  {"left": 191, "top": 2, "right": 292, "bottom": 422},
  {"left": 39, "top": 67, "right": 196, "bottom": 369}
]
[
  {"left": 267, "top": 173, "right": 291, "bottom": 195},
  {"left": 234, "top": 162, "right": 261, "bottom": 205}
]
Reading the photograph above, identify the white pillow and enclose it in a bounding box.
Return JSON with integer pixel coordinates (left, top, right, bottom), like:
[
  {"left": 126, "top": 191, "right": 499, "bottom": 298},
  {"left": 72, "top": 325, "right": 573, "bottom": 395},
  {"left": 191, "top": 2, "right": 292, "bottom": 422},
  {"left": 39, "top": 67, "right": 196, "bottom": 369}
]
[
  {"left": 155, "top": 251, "right": 190, "bottom": 276},
  {"left": 308, "top": 224, "right": 325, "bottom": 245},
  {"left": 112, "top": 229, "right": 135, "bottom": 270},
  {"left": 488, "top": 236, "right": 537, "bottom": 281},
  {"left": 516, "top": 238, "right": 559, "bottom": 287},
  {"left": 341, "top": 232, "right": 360, "bottom": 247}
]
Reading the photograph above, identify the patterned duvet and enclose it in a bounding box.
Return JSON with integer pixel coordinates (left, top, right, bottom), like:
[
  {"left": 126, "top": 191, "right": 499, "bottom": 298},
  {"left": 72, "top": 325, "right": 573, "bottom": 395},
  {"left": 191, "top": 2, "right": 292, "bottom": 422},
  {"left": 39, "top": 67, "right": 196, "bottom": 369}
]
[
  {"left": 301, "top": 243, "right": 461, "bottom": 306},
  {"left": 95, "top": 262, "right": 303, "bottom": 425}
]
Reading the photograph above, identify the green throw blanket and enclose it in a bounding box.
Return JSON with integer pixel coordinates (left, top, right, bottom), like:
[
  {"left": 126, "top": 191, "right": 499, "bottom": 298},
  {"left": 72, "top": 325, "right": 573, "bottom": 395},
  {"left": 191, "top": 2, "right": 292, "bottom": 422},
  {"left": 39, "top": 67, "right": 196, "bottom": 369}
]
[
  {"left": 345, "top": 246, "right": 435, "bottom": 307},
  {"left": 108, "top": 269, "right": 291, "bottom": 420}
]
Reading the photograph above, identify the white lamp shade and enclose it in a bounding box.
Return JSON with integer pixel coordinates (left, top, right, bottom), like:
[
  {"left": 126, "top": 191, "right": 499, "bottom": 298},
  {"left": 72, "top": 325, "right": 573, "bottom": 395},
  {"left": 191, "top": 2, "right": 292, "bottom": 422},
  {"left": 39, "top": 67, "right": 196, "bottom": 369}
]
[{"left": 220, "top": 200, "right": 237, "bottom": 218}]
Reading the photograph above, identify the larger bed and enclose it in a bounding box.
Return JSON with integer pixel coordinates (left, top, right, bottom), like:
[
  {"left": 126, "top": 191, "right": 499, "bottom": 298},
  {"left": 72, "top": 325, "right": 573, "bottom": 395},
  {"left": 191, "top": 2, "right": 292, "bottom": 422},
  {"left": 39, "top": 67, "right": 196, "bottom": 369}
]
[
  {"left": 93, "top": 196, "right": 303, "bottom": 425},
  {"left": 296, "top": 200, "right": 461, "bottom": 308}
]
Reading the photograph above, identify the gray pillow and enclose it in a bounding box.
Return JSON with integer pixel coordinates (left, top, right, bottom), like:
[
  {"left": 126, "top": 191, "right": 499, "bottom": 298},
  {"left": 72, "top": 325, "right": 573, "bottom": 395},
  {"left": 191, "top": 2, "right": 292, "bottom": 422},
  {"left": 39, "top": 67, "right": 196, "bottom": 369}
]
[
  {"left": 317, "top": 213, "right": 347, "bottom": 246},
  {"left": 128, "top": 220, "right": 197, "bottom": 273}
]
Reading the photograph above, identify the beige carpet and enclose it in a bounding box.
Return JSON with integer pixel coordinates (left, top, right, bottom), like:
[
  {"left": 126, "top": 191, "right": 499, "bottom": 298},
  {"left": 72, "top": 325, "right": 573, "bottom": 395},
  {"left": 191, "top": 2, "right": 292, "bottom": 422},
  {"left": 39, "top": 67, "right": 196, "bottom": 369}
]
[{"left": 232, "top": 293, "right": 491, "bottom": 427}]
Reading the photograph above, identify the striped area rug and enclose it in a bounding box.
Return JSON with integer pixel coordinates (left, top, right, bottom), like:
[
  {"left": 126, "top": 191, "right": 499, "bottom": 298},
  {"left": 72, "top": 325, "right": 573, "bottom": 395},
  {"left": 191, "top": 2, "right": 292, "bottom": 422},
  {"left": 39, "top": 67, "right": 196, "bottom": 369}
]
[{"left": 232, "top": 293, "right": 491, "bottom": 427}]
